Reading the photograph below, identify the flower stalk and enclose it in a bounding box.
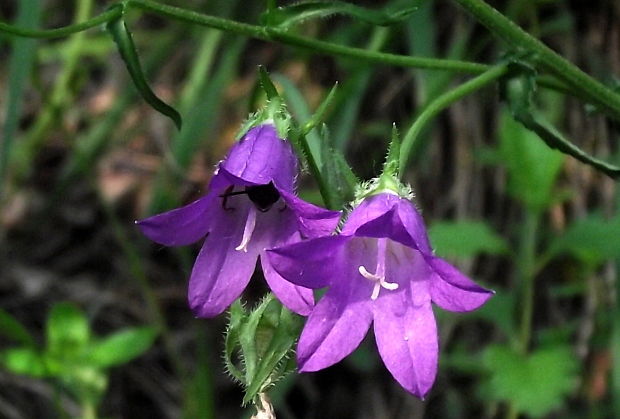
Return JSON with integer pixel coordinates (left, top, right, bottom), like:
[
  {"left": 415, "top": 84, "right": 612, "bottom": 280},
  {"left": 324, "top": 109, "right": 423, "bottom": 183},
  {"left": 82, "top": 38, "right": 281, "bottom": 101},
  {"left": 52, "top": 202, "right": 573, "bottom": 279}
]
[
  {"left": 452, "top": 0, "right": 620, "bottom": 120},
  {"left": 399, "top": 63, "right": 509, "bottom": 174}
]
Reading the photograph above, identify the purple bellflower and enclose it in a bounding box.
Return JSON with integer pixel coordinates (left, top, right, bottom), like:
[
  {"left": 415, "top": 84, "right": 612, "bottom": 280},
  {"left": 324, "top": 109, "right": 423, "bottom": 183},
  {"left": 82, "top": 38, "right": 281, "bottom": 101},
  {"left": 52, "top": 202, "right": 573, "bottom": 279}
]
[
  {"left": 267, "top": 191, "right": 493, "bottom": 398},
  {"left": 137, "top": 123, "right": 340, "bottom": 317}
]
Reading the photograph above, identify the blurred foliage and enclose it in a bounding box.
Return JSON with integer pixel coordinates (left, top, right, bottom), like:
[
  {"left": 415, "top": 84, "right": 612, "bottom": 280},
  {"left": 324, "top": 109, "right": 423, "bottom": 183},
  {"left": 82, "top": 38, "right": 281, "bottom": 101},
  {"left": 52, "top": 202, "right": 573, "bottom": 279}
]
[{"left": 0, "top": 303, "right": 156, "bottom": 417}]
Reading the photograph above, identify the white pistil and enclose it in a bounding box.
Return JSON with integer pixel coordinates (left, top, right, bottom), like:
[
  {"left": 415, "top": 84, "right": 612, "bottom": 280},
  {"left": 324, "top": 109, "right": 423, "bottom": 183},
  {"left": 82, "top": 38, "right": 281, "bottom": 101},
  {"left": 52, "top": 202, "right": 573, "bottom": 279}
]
[
  {"left": 358, "top": 238, "right": 398, "bottom": 300},
  {"left": 235, "top": 205, "right": 257, "bottom": 252}
]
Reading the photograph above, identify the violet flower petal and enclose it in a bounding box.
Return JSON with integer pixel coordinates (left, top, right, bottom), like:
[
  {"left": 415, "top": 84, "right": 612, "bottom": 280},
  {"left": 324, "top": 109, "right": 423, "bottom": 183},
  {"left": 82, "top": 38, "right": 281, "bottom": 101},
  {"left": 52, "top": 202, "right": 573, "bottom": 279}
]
[
  {"left": 340, "top": 193, "right": 400, "bottom": 236},
  {"left": 396, "top": 199, "right": 433, "bottom": 254},
  {"left": 374, "top": 279, "right": 437, "bottom": 398},
  {"left": 297, "top": 282, "right": 374, "bottom": 372},
  {"left": 278, "top": 189, "right": 341, "bottom": 238},
  {"left": 250, "top": 205, "right": 316, "bottom": 316},
  {"left": 261, "top": 250, "right": 314, "bottom": 316},
  {"left": 136, "top": 194, "right": 216, "bottom": 246},
  {"left": 267, "top": 235, "right": 349, "bottom": 289},
  {"left": 354, "top": 206, "right": 420, "bottom": 250},
  {"left": 428, "top": 257, "right": 494, "bottom": 312},
  {"left": 343, "top": 193, "right": 432, "bottom": 253},
  {"left": 188, "top": 201, "right": 259, "bottom": 317},
  {"left": 219, "top": 124, "right": 297, "bottom": 191}
]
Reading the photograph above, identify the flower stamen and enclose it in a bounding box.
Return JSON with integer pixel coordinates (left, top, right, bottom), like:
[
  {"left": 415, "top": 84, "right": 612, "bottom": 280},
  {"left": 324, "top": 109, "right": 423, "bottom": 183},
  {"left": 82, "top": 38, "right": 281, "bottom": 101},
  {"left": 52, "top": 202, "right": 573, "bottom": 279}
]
[
  {"left": 235, "top": 205, "right": 257, "bottom": 252},
  {"left": 358, "top": 238, "right": 398, "bottom": 300}
]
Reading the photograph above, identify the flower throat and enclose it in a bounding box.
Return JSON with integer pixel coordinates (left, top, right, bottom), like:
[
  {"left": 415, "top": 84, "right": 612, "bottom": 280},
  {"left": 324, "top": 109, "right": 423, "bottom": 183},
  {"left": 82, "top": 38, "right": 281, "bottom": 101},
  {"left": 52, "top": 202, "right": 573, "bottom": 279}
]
[{"left": 220, "top": 182, "right": 281, "bottom": 212}]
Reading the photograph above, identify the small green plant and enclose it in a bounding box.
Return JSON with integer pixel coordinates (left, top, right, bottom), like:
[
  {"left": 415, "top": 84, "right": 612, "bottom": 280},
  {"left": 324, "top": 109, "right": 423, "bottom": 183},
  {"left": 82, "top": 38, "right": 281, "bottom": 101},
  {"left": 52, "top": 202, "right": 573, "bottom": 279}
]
[{"left": 0, "top": 302, "right": 157, "bottom": 419}]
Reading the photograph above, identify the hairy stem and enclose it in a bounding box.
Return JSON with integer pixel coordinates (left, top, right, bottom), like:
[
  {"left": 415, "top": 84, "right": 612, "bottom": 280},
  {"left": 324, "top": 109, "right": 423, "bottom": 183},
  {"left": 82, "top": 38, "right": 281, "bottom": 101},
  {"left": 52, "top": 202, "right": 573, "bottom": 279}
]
[
  {"left": 399, "top": 64, "right": 509, "bottom": 174},
  {"left": 453, "top": 0, "right": 620, "bottom": 120}
]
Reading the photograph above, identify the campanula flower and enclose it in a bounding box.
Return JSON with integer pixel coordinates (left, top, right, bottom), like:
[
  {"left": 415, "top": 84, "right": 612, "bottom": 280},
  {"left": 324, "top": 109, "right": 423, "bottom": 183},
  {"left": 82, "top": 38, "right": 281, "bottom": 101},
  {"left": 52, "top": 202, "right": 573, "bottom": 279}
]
[
  {"left": 137, "top": 123, "right": 340, "bottom": 317},
  {"left": 267, "top": 191, "right": 493, "bottom": 398}
]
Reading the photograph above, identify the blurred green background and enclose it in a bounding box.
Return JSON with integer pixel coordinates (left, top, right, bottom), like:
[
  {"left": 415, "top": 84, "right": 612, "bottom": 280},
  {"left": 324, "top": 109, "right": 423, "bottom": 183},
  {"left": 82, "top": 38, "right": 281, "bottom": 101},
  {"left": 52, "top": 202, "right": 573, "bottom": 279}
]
[{"left": 1, "top": 0, "right": 619, "bottom": 418}]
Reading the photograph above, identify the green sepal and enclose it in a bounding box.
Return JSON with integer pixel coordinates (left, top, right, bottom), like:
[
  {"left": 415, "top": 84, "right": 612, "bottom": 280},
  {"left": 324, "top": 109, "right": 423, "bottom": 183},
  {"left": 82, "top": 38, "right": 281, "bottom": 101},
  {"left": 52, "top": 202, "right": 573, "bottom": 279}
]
[
  {"left": 258, "top": 65, "right": 280, "bottom": 102},
  {"left": 301, "top": 82, "right": 339, "bottom": 137},
  {"left": 353, "top": 124, "right": 412, "bottom": 203},
  {"left": 106, "top": 9, "right": 182, "bottom": 130},
  {"left": 223, "top": 295, "right": 302, "bottom": 406},
  {"left": 261, "top": 0, "right": 423, "bottom": 29},
  {"left": 382, "top": 123, "right": 401, "bottom": 178},
  {"left": 318, "top": 124, "right": 358, "bottom": 208},
  {"left": 236, "top": 67, "right": 292, "bottom": 140},
  {"left": 502, "top": 60, "right": 620, "bottom": 179}
]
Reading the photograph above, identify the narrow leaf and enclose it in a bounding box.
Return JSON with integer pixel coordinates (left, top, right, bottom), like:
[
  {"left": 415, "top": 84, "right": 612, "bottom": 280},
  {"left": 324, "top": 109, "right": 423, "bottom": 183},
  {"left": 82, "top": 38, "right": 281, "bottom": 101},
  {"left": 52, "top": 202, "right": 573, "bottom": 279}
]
[
  {"left": 504, "top": 68, "right": 620, "bottom": 179},
  {"left": 0, "top": 348, "right": 50, "bottom": 377},
  {"left": 87, "top": 327, "right": 157, "bottom": 368},
  {"left": 517, "top": 110, "right": 620, "bottom": 179},
  {"left": 106, "top": 15, "right": 182, "bottom": 129},
  {"left": 264, "top": 0, "right": 423, "bottom": 29}
]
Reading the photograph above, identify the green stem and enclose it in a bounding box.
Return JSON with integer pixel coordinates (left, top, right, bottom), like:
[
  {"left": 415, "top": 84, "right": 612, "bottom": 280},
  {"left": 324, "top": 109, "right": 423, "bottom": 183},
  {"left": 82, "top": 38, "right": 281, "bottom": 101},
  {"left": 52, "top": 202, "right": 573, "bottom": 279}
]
[
  {"left": 0, "top": 0, "right": 485, "bottom": 74},
  {"left": 452, "top": 0, "right": 620, "bottom": 120},
  {"left": 81, "top": 401, "right": 97, "bottom": 419},
  {"left": 399, "top": 63, "right": 509, "bottom": 174},
  {"left": 0, "top": 0, "right": 579, "bottom": 96},
  {"left": 504, "top": 209, "right": 539, "bottom": 419},
  {"left": 0, "top": 7, "right": 121, "bottom": 38},
  {"left": 129, "top": 0, "right": 486, "bottom": 73},
  {"left": 517, "top": 210, "right": 539, "bottom": 354}
]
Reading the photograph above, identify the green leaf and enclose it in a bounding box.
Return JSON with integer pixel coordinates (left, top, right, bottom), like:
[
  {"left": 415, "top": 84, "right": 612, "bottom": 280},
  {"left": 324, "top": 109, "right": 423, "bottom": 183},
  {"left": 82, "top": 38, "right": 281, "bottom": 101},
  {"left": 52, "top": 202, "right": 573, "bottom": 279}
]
[
  {"left": 46, "top": 302, "right": 90, "bottom": 356},
  {"left": 548, "top": 213, "right": 620, "bottom": 266},
  {"left": 106, "top": 13, "right": 182, "bottom": 130},
  {"left": 0, "top": 309, "right": 35, "bottom": 346},
  {"left": 263, "top": 0, "right": 422, "bottom": 29},
  {"left": 0, "top": 348, "right": 50, "bottom": 377},
  {"left": 470, "top": 288, "right": 515, "bottom": 338},
  {"left": 504, "top": 69, "right": 620, "bottom": 179},
  {"left": 517, "top": 109, "right": 620, "bottom": 179},
  {"left": 483, "top": 344, "right": 578, "bottom": 417},
  {"left": 498, "top": 109, "right": 564, "bottom": 212},
  {"left": 87, "top": 327, "right": 157, "bottom": 368},
  {"left": 428, "top": 220, "right": 509, "bottom": 259}
]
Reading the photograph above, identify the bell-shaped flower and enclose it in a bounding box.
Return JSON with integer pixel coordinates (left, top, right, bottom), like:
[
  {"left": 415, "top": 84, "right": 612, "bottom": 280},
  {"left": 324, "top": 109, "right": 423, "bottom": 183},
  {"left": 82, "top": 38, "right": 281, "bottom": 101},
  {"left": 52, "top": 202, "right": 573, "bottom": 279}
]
[
  {"left": 267, "top": 191, "right": 493, "bottom": 398},
  {"left": 137, "top": 123, "right": 340, "bottom": 317}
]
